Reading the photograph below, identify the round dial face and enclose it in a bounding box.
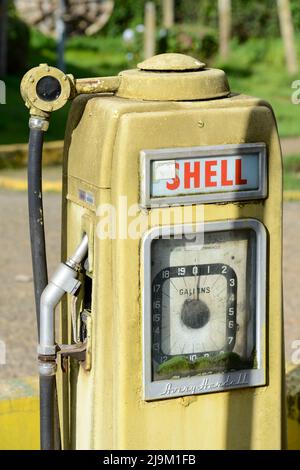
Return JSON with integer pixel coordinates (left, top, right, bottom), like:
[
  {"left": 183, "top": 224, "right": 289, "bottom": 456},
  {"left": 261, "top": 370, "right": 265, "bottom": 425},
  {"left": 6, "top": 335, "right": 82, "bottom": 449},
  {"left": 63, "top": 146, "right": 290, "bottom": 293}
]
[{"left": 151, "top": 229, "right": 256, "bottom": 381}]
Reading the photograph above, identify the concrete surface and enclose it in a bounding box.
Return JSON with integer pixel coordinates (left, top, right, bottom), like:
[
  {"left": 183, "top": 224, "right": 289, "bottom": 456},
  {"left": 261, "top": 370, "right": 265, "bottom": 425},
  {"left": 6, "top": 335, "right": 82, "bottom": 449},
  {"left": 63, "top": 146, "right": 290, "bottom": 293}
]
[
  {"left": 0, "top": 376, "right": 39, "bottom": 450},
  {"left": 283, "top": 202, "right": 300, "bottom": 362},
  {"left": 281, "top": 137, "right": 300, "bottom": 157},
  {"left": 0, "top": 188, "right": 299, "bottom": 378},
  {"left": 0, "top": 190, "right": 61, "bottom": 379}
]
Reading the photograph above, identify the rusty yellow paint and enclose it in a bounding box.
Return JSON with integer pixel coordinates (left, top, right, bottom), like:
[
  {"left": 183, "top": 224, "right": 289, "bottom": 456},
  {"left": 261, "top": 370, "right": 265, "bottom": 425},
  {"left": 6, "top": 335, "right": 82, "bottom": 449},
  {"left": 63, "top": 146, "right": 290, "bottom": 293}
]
[
  {"left": 0, "top": 370, "right": 297, "bottom": 449},
  {"left": 117, "top": 67, "right": 230, "bottom": 101},
  {"left": 0, "top": 172, "right": 299, "bottom": 202},
  {"left": 137, "top": 53, "right": 205, "bottom": 71},
  {"left": 59, "top": 74, "right": 285, "bottom": 449},
  {"left": 0, "top": 176, "right": 62, "bottom": 192},
  {"left": 75, "top": 76, "right": 120, "bottom": 95},
  {"left": 0, "top": 377, "right": 39, "bottom": 450},
  {"left": 14, "top": 52, "right": 299, "bottom": 450},
  {"left": 20, "top": 64, "right": 73, "bottom": 116}
]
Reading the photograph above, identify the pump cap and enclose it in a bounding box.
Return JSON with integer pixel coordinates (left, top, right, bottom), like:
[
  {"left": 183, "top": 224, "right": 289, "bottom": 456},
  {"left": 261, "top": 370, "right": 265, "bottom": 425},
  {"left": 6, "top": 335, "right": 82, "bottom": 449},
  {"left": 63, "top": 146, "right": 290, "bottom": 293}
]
[
  {"left": 137, "top": 53, "right": 206, "bottom": 72},
  {"left": 117, "top": 53, "right": 230, "bottom": 101}
]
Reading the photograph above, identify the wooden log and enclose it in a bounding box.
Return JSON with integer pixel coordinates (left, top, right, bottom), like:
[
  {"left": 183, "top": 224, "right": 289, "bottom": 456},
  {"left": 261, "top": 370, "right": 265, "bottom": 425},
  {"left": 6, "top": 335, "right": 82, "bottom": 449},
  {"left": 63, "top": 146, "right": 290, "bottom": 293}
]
[
  {"left": 277, "top": 0, "right": 298, "bottom": 75},
  {"left": 144, "top": 2, "right": 156, "bottom": 59},
  {"left": 218, "top": 0, "right": 231, "bottom": 61},
  {"left": 163, "top": 0, "right": 174, "bottom": 29}
]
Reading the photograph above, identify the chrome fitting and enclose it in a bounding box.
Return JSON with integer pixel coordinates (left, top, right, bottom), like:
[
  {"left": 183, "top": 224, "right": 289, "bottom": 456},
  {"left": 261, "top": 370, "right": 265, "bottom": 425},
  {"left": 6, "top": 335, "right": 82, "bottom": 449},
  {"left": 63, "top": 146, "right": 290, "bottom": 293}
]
[
  {"left": 38, "top": 263, "right": 81, "bottom": 356},
  {"left": 29, "top": 116, "right": 49, "bottom": 132},
  {"left": 38, "top": 360, "right": 57, "bottom": 377},
  {"left": 38, "top": 235, "right": 88, "bottom": 358},
  {"left": 66, "top": 234, "right": 89, "bottom": 270},
  {"left": 50, "top": 262, "right": 81, "bottom": 295},
  {"left": 38, "top": 344, "right": 57, "bottom": 356}
]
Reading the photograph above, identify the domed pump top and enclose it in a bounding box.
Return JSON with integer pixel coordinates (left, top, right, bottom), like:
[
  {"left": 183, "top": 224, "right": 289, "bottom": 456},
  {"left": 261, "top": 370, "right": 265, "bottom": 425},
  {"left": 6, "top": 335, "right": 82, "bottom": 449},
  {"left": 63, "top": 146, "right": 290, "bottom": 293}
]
[{"left": 116, "top": 53, "right": 231, "bottom": 101}]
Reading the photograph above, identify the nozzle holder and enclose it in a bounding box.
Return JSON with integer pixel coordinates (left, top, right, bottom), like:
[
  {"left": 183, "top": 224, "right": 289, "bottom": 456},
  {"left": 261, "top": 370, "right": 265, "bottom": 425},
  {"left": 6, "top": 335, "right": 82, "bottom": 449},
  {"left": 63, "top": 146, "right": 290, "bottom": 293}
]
[{"left": 20, "top": 63, "right": 74, "bottom": 115}]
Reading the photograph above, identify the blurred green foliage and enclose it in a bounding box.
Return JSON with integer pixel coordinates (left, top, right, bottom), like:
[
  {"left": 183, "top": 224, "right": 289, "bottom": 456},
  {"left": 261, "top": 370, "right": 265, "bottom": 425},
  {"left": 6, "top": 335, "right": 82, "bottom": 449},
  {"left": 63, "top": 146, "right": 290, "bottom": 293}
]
[
  {"left": 174, "top": 0, "right": 280, "bottom": 40},
  {"left": 7, "top": 0, "right": 300, "bottom": 71},
  {"left": 102, "top": 0, "right": 161, "bottom": 35},
  {"left": 284, "top": 155, "right": 300, "bottom": 190},
  {"left": 0, "top": 34, "right": 127, "bottom": 145},
  {"left": 104, "top": 0, "right": 300, "bottom": 64},
  {"left": 1, "top": 0, "right": 300, "bottom": 145},
  {"left": 1, "top": 29, "right": 299, "bottom": 144},
  {"left": 157, "top": 26, "right": 218, "bottom": 60},
  {"left": 175, "top": 0, "right": 217, "bottom": 25},
  {"left": 232, "top": 0, "right": 279, "bottom": 41},
  {"left": 104, "top": 0, "right": 300, "bottom": 43},
  {"left": 7, "top": 0, "right": 30, "bottom": 74}
]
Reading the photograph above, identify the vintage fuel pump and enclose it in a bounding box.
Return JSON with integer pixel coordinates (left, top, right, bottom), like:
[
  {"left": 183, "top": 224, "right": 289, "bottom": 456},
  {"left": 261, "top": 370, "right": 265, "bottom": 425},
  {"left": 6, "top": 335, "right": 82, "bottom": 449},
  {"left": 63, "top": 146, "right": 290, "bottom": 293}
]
[{"left": 21, "top": 53, "right": 285, "bottom": 450}]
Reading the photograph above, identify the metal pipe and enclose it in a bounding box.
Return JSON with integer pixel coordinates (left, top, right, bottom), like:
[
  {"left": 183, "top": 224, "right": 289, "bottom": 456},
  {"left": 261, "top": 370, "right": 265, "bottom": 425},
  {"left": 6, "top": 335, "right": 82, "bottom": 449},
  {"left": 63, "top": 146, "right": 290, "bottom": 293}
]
[
  {"left": 38, "top": 263, "right": 79, "bottom": 356},
  {"left": 39, "top": 374, "right": 56, "bottom": 449},
  {"left": 27, "top": 115, "right": 61, "bottom": 450},
  {"left": 38, "top": 236, "right": 88, "bottom": 357},
  {"left": 37, "top": 235, "right": 88, "bottom": 450},
  {"left": 74, "top": 76, "right": 120, "bottom": 95},
  {"left": 28, "top": 117, "right": 49, "bottom": 332},
  {"left": 66, "top": 233, "right": 89, "bottom": 268}
]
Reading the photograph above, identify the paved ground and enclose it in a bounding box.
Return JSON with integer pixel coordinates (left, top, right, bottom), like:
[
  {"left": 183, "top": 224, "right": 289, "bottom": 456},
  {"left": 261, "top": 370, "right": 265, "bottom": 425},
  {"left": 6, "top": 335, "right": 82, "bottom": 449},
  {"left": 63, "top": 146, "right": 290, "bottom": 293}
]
[
  {"left": 0, "top": 191, "right": 61, "bottom": 379},
  {"left": 0, "top": 189, "right": 299, "bottom": 378},
  {"left": 281, "top": 137, "right": 300, "bottom": 156},
  {"left": 283, "top": 202, "right": 300, "bottom": 361}
]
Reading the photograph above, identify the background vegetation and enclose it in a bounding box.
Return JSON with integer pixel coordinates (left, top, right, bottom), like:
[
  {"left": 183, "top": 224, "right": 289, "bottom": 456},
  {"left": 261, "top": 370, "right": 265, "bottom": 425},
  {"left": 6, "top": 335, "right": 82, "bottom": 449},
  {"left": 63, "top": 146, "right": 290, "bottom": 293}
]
[{"left": 0, "top": 0, "right": 300, "bottom": 145}]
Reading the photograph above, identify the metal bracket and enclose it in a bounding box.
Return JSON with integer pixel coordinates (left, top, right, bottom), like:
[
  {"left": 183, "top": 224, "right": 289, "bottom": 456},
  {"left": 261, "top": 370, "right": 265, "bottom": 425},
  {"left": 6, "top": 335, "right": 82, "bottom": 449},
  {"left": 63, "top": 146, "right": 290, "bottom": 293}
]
[{"left": 57, "top": 342, "right": 86, "bottom": 362}]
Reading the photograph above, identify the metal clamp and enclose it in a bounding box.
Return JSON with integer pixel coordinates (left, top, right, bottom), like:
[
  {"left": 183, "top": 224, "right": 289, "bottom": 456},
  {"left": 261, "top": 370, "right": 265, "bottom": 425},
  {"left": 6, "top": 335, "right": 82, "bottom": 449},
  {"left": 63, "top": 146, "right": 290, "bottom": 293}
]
[{"left": 57, "top": 342, "right": 87, "bottom": 362}]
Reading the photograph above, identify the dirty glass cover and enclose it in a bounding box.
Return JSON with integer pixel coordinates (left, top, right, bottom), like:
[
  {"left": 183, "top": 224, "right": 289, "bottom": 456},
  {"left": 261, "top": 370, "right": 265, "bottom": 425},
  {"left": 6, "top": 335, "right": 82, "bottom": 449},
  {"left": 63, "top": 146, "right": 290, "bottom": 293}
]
[{"left": 150, "top": 228, "right": 257, "bottom": 382}]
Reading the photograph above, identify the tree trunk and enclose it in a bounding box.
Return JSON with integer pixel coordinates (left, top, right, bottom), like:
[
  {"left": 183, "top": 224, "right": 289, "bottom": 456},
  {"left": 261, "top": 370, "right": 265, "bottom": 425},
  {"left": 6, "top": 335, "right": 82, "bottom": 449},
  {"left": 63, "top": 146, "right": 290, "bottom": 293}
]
[
  {"left": 0, "top": 0, "right": 7, "bottom": 77},
  {"left": 218, "top": 0, "right": 231, "bottom": 61},
  {"left": 144, "top": 2, "right": 156, "bottom": 60},
  {"left": 163, "top": 0, "right": 174, "bottom": 29},
  {"left": 56, "top": 0, "right": 66, "bottom": 71},
  {"left": 277, "top": 0, "right": 298, "bottom": 75}
]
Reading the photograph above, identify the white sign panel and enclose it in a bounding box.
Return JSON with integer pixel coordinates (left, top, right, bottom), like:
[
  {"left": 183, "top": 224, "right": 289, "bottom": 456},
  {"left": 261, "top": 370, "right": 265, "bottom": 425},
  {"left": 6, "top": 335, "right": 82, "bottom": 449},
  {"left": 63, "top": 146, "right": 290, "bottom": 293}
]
[
  {"left": 140, "top": 144, "right": 267, "bottom": 207},
  {"left": 151, "top": 154, "right": 259, "bottom": 197}
]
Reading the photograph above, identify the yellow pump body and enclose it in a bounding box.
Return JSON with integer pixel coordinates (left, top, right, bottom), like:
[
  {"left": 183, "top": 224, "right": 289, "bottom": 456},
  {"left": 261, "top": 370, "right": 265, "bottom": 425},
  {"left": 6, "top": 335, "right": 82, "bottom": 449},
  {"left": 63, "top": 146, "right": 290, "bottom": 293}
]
[{"left": 59, "top": 54, "right": 284, "bottom": 450}]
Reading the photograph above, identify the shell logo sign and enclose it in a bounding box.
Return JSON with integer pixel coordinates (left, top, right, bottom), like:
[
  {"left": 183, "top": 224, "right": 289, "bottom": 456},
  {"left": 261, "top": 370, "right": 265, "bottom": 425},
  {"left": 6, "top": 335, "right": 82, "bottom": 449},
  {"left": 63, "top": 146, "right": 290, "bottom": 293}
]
[
  {"left": 152, "top": 155, "right": 258, "bottom": 197},
  {"left": 140, "top": 144, "right": 267, "bottom": 207},
  {"left": 164, "top": 158, "right": 248, "bottom": 192}
]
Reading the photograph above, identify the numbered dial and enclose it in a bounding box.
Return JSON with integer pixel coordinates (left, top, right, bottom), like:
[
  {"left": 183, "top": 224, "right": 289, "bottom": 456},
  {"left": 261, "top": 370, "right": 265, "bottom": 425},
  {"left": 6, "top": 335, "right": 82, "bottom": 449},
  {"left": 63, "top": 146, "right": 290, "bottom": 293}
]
[
  {"left": 150, "top": 229, "right": 256, "bottom": 380},
  {"left": 152, "top": 263, "right": 237, "bottom": 364}
]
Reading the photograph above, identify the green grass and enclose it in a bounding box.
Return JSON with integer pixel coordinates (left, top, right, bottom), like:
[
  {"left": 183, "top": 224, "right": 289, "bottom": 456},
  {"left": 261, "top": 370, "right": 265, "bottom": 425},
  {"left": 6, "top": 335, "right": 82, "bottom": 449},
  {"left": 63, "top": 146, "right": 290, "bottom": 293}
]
[
  {"left": 284, "top": 154, "right": 300, "bottom": 190},
  {"left": 216, "top": 37, "right": 300, "bottom": 138},
  {"left": 1, "top": 31, "right": 300, "bottom": 145}
]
